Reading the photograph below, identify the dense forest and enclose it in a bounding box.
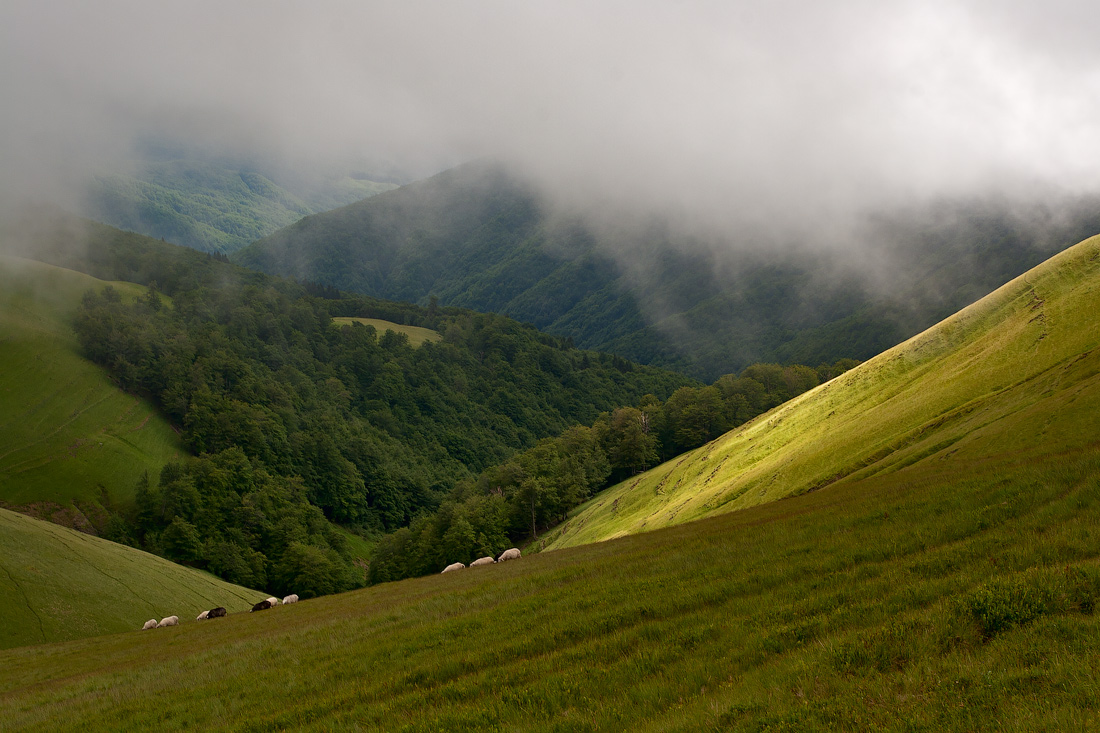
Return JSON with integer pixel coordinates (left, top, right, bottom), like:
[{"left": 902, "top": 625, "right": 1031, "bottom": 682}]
[
  {"left": 367, "top": 358, "right": 857, "bottom": 583},
  {"left": 13, "top": 217, "right": 857, "bottom": 596},
  {"left": 43, "top": 220, "right": 692, "bottom": 596}
]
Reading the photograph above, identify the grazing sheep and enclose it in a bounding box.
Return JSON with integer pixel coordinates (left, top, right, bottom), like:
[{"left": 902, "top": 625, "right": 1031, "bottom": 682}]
[
  {"left": 208, "top": 607, "right": 227, "bottom": 619},
  {"left": 498, "top": 548, "right": 521, "bottom": 562},
  {"left": 157, "top": 616, "right": 179, "bottom": 627},
  {"left": 282, "top": 594, "right": 299, "bottom": 605},
  {"left": 196, "top": 610, "right": 209, "bottom": 621},
  {"left": 250, "top": 600, "right": 272, "bottom": 613},
  {"left": 141, "top": 619, "right": 158, "bottom": 630},
  {"left": 442, "top": 562, "right": 465, "bottom": 573},
  {"left": 470, "top": 556, "right": 496, "bottom": 566},
  {"left": 265, "top": 596, "right": 280, "bottom": 606}
]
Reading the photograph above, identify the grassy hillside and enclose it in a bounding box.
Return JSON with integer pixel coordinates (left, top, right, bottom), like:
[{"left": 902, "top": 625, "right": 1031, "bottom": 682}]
[
  {"left": 237, "top": 161, "right": 1100, "bottom": 379},
  {"left": 331, "top": 317, "right": 442, "bottom": 347},
  {"left": 0, "top": 255, "right": 184, "bottom": 517},
  {"left": 0, "top": 508, "right": 259, "bottom": 650},
  {"left": 84, "top": 159, "right": 397, "bottom": 253},
  {"left": 538, "top": 234, "right": 1100, "bottom": 550},
  {"left": 4, "top": 240, "right": 1100, "bottom": 727},
  {"left": 1, "top": 443, "right": 1099, "bottom": 728}
]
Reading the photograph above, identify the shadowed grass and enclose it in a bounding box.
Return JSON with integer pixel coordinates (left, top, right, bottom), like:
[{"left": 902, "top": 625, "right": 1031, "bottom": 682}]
[
  {"left": 0, "top": 255, "right": 184, "bottom": 510},
  {"left": 0, "top": 508, "right": 259, "bottom": 650},
  {"left": 1, "top": 445, "right": 1100, "bottom": 729}
]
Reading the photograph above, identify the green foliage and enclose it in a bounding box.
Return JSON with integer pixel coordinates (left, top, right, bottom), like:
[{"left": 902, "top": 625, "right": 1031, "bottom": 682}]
[
  {"left": 958, "top": 565, "right": 1100, "bottom": 640},
  {"left": 21, "top": 218, "right": 690, "bottom": 594},
  {"left": 129, "top": 448, "right": 362, "bottom": 596},
  {"left": 369, "top": 360, "right": 852, "bottom": 582}
]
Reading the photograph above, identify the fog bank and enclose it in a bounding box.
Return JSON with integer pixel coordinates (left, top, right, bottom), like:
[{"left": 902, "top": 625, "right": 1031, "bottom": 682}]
[{"left": 4, "top": 1, "right": 1100, "bottom": 251}]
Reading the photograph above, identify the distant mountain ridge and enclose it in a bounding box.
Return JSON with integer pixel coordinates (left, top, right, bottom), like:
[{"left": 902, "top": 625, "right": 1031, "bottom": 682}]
[
  {"left": 85, "top": 158, "right": 397, "bottom": 253},
  {"left": 237, "top": 162, "right": 1100, "bottom": 379}
]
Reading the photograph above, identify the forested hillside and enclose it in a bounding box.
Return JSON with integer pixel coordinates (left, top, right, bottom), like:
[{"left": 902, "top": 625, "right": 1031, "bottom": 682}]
[
  {"left": 4, "top": 214, "right": 694, "bottom": 597},
  {"left": 368, "top": 358, "right": 857, "bottom": 583},
  {"left": 238, "top": 162, "right": 1100, "bottom": 379},
  {"left": 84, "top": 158, "right": 396, "bottom": 253},
  {"left": 0, "top": 255, "right": 184, "bottom": 523}
]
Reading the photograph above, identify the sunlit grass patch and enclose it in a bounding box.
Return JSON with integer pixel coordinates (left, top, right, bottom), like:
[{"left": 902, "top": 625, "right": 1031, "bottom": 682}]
[{"left": 331, "top": 317, "right": 442, "bottom": 346}]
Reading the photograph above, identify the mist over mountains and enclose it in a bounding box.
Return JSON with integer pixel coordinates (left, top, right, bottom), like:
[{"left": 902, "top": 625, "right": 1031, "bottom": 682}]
[
  {"left": 7, "top": 1, "right": 1100, "bottom": 260},
  {"left": 83, "top": 155, "right": 398, "bottom": 253},
  {"left": 238, "top": 162, "right": 1100, "bottom": 379}
]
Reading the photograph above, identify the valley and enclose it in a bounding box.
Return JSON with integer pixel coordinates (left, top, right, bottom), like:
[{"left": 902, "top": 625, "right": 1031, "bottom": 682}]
[
  {"left": 2, "top": 222, "right": 1098, "bottom": 729},
  {"left": 8, "top": 3, "right": 1100, "bottom": 729},
  {"left": 237, "top": 162, "right": 1100, "bottom": 379}
]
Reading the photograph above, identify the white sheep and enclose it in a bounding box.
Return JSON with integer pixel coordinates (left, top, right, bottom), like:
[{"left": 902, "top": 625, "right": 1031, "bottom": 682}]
[
  {"left": 470, "top": 556, "right": 496, "bottom": 566},
  {"left": 265, "top": 596, "right": 280, "bottom": 606},
  {"left": 282, "top": 594, "right": 299, "bottom": 604},
  {"left": 498, "top": 548, "right": 521, "bottom": 562},
  {"left": 141, "top": 619, "right": 158, "bottom": 630},
  {"left": 442, "top": 562, "right": 465, "bottom": 573},
  {"left": 196, "top": 610, "right": 209, "bottom": 620},
  {"left": 157, "top": 616, "right": 179, "bottom": 627}
]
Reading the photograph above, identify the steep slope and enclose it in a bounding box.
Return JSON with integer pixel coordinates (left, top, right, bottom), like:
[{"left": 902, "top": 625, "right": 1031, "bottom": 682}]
[
  {"left": 237, "top": 162, "right": 1100, "bottom": 379},
  {"left": 0, "top": 254, "right": 184, "bottom": 520},
  {"left": 0, "top": 508, "right": 258, "bottom": 650},
  {"left": 84, "top": 158, "right": 397, "bottom": 253},
  {"left": 539, "top": 233, "right": 1100, "bottom": 550}
]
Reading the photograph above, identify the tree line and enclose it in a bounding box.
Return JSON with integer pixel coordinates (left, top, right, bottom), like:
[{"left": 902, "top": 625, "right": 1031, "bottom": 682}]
[{"left": 368, "top": 358, "right": 858, "bottom": 584}]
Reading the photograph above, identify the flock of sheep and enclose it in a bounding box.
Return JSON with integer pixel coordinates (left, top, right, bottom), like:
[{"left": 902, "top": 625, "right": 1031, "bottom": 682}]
[
  {"left": 140, "top": 548, "right": 523, "bottom": 631},
  {"left": 441, "top": 547, "right": 521, "bottom": 573},
  {"left": 139, "top": 594, "right": 299, "bottom": 631}
]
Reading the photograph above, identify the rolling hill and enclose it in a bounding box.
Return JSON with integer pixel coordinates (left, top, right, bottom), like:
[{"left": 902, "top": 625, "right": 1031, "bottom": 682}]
[
  {"left": 0, "top": 507, "right": 259, "bottom": 650},
  {"left": 2, "top": 228, "right": 1100, "bottom": 729},
  {"left": 1, "top": 420, "right": 1098, "bottom": 727},
  {"left": 538, "top": 232, "right": 1100, "bottom": 550},
  {"left": 0, "top": 254, "right": 185, "bottom": 526},
  {"left": 236, "top": 161, "right": 1100, "bottom": 379}
]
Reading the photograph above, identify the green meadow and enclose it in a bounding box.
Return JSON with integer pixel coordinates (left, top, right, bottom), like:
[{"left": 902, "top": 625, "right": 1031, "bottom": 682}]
[
  {"left": 538, "top": 234, "right": 1100, "bottom": 551},
  {"left": 1, "top": 448, "right": 1099, "bottom": 729},
  {"left": 0, "top": 255, "right": 184, "bottom": 514},
  {"left": 2, "top": 237, "right": 1100, "bottom": 728},
  {"left": 0, "top": 508, "right": 259, "bottom": 650},
  {"left": 332, "top": 316, "right": 443, "bottom": 346}
]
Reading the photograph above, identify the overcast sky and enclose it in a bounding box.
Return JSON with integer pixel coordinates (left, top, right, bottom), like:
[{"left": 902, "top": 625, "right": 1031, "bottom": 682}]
[{"left": 4, "top": 0, "right": 1100, "bottom": 244}]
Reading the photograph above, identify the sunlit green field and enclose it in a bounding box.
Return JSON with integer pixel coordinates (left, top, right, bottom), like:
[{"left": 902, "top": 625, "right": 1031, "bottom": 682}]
[
  {"left": 538, "top": 234, "right": 1100, "bottom": 551},
  {"left": 0, "top": 508, "right": 259, "bottom": 650},
  {"left": 0, "top": 255, "right": 184, "bottom": 511},
  {"left": 332, "top": 316, "right": 442, "bottom": 346}
]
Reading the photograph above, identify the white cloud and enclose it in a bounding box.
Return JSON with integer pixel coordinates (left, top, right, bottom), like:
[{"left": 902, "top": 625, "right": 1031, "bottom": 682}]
[{"left": 3, "top": 0, "right": 1100, "bottom": 243}]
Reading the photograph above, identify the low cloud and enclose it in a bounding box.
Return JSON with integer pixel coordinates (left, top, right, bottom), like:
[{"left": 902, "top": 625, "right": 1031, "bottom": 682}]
[{"left": 4, "top": 1, "right": 1100, "bottom": 251}]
